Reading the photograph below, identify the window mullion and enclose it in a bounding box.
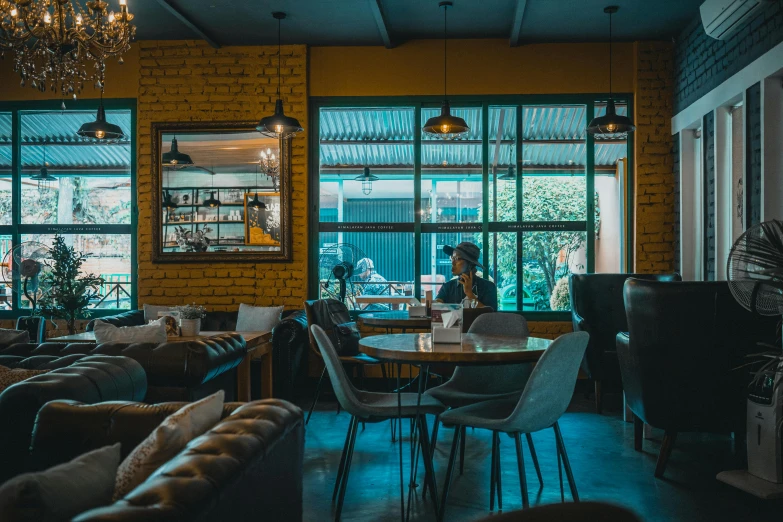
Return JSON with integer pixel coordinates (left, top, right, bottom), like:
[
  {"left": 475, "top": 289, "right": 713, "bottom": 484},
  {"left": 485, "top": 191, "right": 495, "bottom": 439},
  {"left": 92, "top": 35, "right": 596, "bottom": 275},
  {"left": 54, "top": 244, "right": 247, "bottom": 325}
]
[
  {"left": 586, "top": 101, "right": 596, "bottom": 274},
  {"left": 413, "top": 104, "right": 422, "bottom": 301},
  {"left": 481, "top": 102, "right": 489, "bottom": 272},
  {"left": 516, "top": 104, "right": 523, "bottom": 311},
  {"left": 11, "top": 109, "right": 20, "bottom": 312}
]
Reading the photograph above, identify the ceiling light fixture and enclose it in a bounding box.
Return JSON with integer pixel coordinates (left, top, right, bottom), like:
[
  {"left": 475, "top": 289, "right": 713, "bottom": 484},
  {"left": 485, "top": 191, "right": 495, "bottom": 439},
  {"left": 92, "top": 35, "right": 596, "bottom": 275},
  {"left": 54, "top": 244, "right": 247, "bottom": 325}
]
[
  {"left": 162, "top": 166, "right": 177, "bottom": 213},
  {"left": 587, "top": 6, "right": 636, "bottom": 139},
  {"left": 31, "top": 140, "right": 56, "bottom": 192},
  {"left": 77, "top": 89, "right": 124, "bottom": 140},
  {"left": 162, "top": 136, "right": 194, "bottom": 167},
  {"left": 423, "top": 1, "right": 469, "bottom": 140},
  {"left": 498, "top": 143, "right": 516, "bottom": 181},
  {"left": 259, "top": 147, "right": 280, "bottom": 191},
  {"left": 203, "top": 164, "right": 220, "bottom": 208},
  {"left": 354, "top": 138, "right": 378, "bottom": 195},
  {"left": 256, "top": 12, "right": 303, "bottom": 140},
  {"left": 248, "top": 164, "right": 266, "bottom": 210},
  {"left": 0, "top": 0, "right": 136, "bottom": 100}
]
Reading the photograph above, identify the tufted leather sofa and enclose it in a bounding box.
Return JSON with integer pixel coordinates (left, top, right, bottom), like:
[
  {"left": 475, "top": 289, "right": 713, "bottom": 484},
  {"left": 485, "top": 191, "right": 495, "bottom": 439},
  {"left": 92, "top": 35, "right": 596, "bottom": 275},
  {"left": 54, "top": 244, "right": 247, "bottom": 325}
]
[
  {"left": 86, "top": 309, "right": 310, "bottom": 401},
  {"left": 569, "top": 272, "right": 681, "bottom": 413},
  {"left": 29, "top": 398, "right": 304, "bottom": 521},
  {"left": 0, "top": 355, "right": 146, "bottom": 484},
  {"left": 0, "top": 333, "right": 247, "bottom": 402},
  {"left": 617, "top": 279, "right": 779, "bottom": 478}
]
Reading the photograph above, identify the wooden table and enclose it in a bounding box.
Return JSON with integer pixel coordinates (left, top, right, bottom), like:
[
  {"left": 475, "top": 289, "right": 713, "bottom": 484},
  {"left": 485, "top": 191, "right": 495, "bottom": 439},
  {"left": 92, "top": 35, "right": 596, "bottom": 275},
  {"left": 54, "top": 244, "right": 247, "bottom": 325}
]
[
  {"left": 354, "top": 296, "right": 419, "bottom": 306},
  {"left": 359, "top": 311, "right": 431, "bottom": 331},
  {"left": 49, "top": 330, "right": 273, "bottom": 402}
]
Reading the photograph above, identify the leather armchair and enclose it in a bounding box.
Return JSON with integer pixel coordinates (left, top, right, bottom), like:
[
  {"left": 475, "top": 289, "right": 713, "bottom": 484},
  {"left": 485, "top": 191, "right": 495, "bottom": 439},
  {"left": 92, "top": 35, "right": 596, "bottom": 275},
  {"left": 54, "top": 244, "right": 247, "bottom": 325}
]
[
  {"left": 569, "top": 272, "right": 681, "bottom": 413},
  {"left": 0, "top": 355, "right": 146, "bottom": 484},
  {"left": 29, "top": 398, "right": 304, "bottom": 521},
  {"left": 618, "top": 279, "right": 779, "bottom": 477}
]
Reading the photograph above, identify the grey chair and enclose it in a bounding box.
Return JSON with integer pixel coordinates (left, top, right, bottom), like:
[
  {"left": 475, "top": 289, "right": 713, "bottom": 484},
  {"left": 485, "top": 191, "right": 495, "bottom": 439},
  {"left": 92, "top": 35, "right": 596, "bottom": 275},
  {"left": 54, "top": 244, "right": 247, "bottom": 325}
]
[
  {"left": 311, "top": 325, "right": 446, "bottom": 521},
  {"left": 437, "top": 331, "right": 590, "bottom": 521},
  {"left": 424, "top": 312, "right": 542, "bottom": 499}
]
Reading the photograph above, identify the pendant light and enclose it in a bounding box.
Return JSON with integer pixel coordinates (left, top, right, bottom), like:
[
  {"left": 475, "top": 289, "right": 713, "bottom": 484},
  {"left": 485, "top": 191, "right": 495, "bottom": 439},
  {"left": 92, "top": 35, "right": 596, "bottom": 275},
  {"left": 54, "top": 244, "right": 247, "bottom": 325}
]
[
  {"left": 77, "top": 90, "right": 124, "bottom": 141},
  {"left": 162, "top": 167, "right": 178, "bottom": 213},
  {"left": 354, "top": 138, "right": 379, "bottom": 195},
  {"left": 498, "top": 143, "right": 516, "bottom": 181},
  {"left": 257, "top": 12, "right": 303, "bottom": 139},
  {"left": 162, "top": 136, "right": 194, "bottom": 167},
  {"left": 587, "top": 6, "right": 636, "bottom": 139},
  {"left": 423, "top": 1, "right": 469, "bottom": 140},
  {"left": 203, "top": 165, "right": 220, "bottom": 208},
  {"left": 248, "top": 164, "right": 266, "bottom": 210},
  {"left": 31, "top": 141, "right": 56, "bottom": 192}
]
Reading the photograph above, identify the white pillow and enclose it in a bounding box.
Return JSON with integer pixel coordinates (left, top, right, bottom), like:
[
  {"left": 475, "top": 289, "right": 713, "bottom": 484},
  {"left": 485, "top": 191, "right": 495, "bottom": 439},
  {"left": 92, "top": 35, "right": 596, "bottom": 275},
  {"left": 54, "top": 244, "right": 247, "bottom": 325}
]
[
  {"left": 235, "top": 303, "right": 283, "bottom": 332},
  {"left": 93, "top": 318, "right": 167, "bottom": 344},
  {"left": 113, "top": 390, "right": 225, "bottom": 500},
  {"left": 0, "top": 329, "right": 30, "bottom": 345},
  {"left": 143, "top": 304, "right": 173, "bottom": 322}
]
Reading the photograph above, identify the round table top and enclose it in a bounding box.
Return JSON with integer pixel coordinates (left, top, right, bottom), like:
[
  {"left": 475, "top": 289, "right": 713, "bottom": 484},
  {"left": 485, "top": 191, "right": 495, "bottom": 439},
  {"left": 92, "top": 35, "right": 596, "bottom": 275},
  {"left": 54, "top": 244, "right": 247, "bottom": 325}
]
[
  {"left": 358, "top": 311, "right": 431, "bottom": 329},
  {"left": 359, "top": 332, "right": 552, "bottom": 364}
]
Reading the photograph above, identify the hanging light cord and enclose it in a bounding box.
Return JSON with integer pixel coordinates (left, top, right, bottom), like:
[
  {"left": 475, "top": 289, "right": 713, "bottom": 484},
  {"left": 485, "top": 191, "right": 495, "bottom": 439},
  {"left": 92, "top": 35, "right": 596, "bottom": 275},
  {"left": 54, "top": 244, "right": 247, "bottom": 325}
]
[
  {"left": 608, "top": 9, "right": 613, "bottom": 98},
  {"left": 277, "top": 16, "right": 282, "bottom": 98},
  {"left": 443, "top": 4, "right": 448, "bottom": 98}
]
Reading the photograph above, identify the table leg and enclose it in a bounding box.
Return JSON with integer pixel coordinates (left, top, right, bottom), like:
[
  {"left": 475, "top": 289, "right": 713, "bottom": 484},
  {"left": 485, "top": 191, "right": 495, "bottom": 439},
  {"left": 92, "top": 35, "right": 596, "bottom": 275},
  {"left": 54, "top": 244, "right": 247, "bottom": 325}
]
[
  {"left": 397, "top": 363, "right": 404, "bottom": 522},
  {"left": 259, "top": 350, "right": 273, "bottom": 399},
  {"left": 237, "top": 352, "right": 252, "bottom": 402}
]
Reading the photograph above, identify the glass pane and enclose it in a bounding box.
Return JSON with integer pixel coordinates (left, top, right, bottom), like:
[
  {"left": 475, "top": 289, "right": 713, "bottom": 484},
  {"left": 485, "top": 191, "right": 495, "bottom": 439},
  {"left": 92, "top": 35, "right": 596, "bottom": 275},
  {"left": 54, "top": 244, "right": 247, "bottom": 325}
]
[
  {"left": 21, "top": 176, "right": 131, "bottom": 225},
  {"left": 317, "top": 232, "right": 414, "bottom": 311},
  {"left": 0, "top": 235, "right": 10, "bottom": 310},
  {"left": 422, "top": 107, "right": 482, "bottom": 224},
  {"left": 486, "top": 232, "right": 517, "bottom": 311},
  {"left": 21, "top": 234, "right": 132, "bottom": 310},
  {"left": 319, "top": 108, "right": 415, "bottom": 223},
  {"left": 0, "top": 112, "right": 11, "bottom": 226},
  {"left": 522, "top": 231, "right": 586, "bottom": 311},
  {"left": 731, "top": 105, "right": 744, "bottom": 241},
  {"left": 489, "top": 106, "right": 517, "bottom": 222},
  {"left": 421, "top": 231, "right": 487, "bottom": 301}
]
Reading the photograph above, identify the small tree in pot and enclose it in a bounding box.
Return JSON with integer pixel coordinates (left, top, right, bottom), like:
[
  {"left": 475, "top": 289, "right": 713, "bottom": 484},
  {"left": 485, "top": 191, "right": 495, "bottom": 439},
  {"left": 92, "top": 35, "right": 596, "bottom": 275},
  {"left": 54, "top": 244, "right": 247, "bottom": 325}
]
[{"left": 37, "top": 235, "right": 104, "bottom": 335}]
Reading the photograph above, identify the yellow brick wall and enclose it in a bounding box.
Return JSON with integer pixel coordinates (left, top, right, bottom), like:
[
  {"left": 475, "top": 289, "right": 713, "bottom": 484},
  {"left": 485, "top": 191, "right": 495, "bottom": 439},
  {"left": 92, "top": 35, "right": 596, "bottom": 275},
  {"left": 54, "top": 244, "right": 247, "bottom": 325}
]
[
  {"left": 633, "top": 41, "right": 675, "bottom": 273},
  {"left": 136, "top": 41, "right": 308, "bottom": 311}
]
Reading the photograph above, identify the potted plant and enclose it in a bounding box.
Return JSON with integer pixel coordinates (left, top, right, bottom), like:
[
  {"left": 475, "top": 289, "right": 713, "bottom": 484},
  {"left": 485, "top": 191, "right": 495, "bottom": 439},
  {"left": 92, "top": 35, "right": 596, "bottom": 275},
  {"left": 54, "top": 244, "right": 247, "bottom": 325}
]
[
  {"left": 176, "top": 303, "right": 206, "bottom": 336},
  {"left": 37, "top": 235, "right": 104, "bottom": 335}
]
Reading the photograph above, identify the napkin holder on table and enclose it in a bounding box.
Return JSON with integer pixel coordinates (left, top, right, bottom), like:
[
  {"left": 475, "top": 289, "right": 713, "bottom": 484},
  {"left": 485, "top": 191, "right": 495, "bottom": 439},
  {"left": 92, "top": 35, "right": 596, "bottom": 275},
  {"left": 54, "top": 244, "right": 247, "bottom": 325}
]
[
  {"left": 407, "top": 298, "right": 427, "bottom": 317},
  {"left": 431, "top": 304, "right": 462, "bottom": 344}
]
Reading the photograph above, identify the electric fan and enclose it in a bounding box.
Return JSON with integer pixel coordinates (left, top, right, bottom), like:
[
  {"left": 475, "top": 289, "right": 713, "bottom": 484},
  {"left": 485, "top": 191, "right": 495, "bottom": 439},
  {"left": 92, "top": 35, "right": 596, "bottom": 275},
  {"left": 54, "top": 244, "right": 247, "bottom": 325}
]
[
  {"left": 0, "top": 242, "right": 54, "bottom": 313},
  {"left": 726, "top": 219, "right": 783, "bottom": 486},
  {"left": 317, "top": 243, "right": 367, "bottom": 307}
]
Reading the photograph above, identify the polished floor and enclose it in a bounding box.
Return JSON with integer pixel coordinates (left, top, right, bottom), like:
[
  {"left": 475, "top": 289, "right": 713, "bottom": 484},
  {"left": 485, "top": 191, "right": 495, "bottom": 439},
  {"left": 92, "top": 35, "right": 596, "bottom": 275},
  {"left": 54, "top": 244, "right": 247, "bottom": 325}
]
[{"left": 300, "top": 391, "right": 783, "bottom": 521}]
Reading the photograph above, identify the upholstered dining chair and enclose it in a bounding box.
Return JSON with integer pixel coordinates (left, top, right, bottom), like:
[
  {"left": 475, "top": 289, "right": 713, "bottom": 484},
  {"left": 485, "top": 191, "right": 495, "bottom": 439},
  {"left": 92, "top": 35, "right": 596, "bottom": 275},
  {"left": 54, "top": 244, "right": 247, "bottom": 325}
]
[
  {"left": 423, "top": 312, "right": 542, "bottom": 508},
  {"left": 311, "top": 325, "right": 446, "bottom": 522},
  {"left": 437, "top": 331, "right": 590, "bottom": 521}
]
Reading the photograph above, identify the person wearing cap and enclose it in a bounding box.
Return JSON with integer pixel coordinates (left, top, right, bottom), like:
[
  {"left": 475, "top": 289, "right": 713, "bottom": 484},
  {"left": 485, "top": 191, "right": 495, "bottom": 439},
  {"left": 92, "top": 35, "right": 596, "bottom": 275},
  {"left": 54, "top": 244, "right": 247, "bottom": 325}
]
[
  {"left": 435, "top": 242, "right": 498, "bottom": 310},
  {"left": 356, "top": 257, "right": 390, "bottom": 311}
]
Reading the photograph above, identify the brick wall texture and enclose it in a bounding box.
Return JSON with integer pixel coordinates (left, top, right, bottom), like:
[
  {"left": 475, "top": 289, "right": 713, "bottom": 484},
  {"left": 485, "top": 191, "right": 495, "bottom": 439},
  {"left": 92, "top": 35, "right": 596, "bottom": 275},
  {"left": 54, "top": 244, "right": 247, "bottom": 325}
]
[
  {"left": 704, "top": 111, "right": 716, "bottom": 281},
  {"left": 136, "top": 41, "right": 308, "bottom": 311},
  {"left": 674, "top": 2, "right": 783, "bottom": 114},
  {"left": 746, "top": 82, "right": 762, "bottom": 227},
  {"left": 634, "top": 41, "right": 675, "bottom": 273}
]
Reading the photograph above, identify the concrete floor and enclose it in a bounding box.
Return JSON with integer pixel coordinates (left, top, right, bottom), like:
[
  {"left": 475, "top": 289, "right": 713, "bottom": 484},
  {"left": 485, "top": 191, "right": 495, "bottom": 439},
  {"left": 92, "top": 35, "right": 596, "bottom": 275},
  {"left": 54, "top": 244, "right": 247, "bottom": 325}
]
[{"left": 301, "top": 392, "right": 783, "bottom": 521}]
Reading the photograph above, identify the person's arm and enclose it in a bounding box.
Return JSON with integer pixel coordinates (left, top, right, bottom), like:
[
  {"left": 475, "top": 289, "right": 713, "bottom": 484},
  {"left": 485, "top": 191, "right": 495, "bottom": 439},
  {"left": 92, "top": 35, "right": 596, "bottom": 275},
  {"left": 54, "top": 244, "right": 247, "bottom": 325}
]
[{"left": 434, "top": 281, "right": 448, "bottom": 303}]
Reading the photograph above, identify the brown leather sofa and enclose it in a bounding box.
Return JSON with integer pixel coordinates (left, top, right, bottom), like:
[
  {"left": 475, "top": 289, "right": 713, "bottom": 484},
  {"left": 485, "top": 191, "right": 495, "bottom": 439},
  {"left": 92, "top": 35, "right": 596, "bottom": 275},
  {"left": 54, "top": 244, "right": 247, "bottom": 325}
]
[
  {"left": 29, "top": 398, "right": 304, "bottom": 521},
  {"left": 617, "top": 279, "right": 779, "bottom": 477},
  {"left": 0, "top": 354, "right": 147, "bottom": 484}
]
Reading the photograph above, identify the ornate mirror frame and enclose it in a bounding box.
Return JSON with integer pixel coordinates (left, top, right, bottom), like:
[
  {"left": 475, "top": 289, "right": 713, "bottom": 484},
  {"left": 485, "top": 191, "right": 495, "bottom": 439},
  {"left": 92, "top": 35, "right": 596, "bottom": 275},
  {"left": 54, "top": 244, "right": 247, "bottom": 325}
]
[{"left": 151, "top": 121, "right": 293, "bottom": 263}]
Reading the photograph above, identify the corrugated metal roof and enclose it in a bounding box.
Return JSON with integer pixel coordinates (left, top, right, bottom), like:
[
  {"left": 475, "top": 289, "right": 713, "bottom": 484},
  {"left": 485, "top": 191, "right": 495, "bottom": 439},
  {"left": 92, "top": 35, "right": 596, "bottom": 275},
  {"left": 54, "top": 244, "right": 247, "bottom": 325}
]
[{"left": 18, "top": 112, "right": 132, "bottom": 144}]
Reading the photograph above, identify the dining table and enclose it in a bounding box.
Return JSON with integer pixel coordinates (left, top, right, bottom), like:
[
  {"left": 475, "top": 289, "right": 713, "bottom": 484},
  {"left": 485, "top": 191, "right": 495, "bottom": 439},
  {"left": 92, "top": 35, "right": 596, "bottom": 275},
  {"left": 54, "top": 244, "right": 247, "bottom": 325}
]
[
  {"left": 358, "top": 310, "right": 432, "bottom": 332},
  {"left": 358, "top": 331, "right": 552, "bottom": 522}
]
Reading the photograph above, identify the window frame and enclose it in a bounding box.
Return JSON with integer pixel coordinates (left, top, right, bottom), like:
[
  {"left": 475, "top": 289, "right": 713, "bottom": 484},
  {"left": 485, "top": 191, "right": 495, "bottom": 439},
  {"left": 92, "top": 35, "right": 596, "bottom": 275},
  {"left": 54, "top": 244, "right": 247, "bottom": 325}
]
[
  {"left": 308, "top": 94, "right": 634, "bottom": 321},
  {"left": 0, "top": 99, "right": 137, "bottom": 319}
]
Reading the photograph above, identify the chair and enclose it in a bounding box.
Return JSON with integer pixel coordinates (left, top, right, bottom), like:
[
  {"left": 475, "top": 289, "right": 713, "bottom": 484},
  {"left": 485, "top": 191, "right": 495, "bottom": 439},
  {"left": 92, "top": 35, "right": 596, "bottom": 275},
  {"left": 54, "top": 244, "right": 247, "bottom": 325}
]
[
  {"left": 569, "top": 273, "right": 681, "bottom": 413},
  {"left": 617, "top": 279, "right": 778, "bottom": 478},
  {"left": 425, "top": 312, "right": 542, "bottom": 501},
  {"left": 16, "top": 315, "right": 46, "bottom": 343},
  {"left": 438, "top": 332, "right": 590, "bottom": 520},
  {"left": 471, "top": 501, "right": 643, "bottom": 522},
  {"left": 304, "top": 299, "right": 389, "bottom": 424},
  {"left": 461, "top": 306, "right": 494, "bottom": 332},
  {"left": 311, "top": 324, "right": 446, "bottom": 521}
]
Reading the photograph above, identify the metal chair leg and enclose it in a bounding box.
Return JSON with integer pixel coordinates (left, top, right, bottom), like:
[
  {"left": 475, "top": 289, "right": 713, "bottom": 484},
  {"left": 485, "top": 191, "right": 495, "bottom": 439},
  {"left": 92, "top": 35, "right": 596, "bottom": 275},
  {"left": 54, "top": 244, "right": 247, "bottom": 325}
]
[
  {"left": 417, "top": 415, "right": 440, "bottom": 517},
  {"left": 553, "top": 422, "right": 579, "bottom": 501},
  {"left": 438, "top": 425, "right": 462, "bottom": 522},
  {"left": 333, "top": 416, "right": 357, "bottom": 503},
  {"left": 513, "top": 433, "right": 529, "bottom": 509},
  {"left": 525, "top": 433, "right": 544, "bottom": 488},
  {"left": 495, "top": 431, "right": 502, "bottom": 510},
  {"left": 335, "top": 416, "right": 360, "bottom": 521},
  {"left": 490, "top": 431, "right": 497, "bottom": 511},
  {"left": 459, "top": 425, "right": 467, "bottom": 475},
  {"left": 306, "top": 367, "right": 327, "bottom": 425},
  {"left": 381, "top": 363, "right": 396, "bottom": 442}
]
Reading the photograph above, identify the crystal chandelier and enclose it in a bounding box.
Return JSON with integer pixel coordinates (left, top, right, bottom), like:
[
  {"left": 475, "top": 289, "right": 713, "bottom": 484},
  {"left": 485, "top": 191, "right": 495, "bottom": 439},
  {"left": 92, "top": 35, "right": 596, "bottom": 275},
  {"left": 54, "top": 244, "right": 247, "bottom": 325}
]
[
  {"left": 0, "top": 0, "right": 136, "bottom": 99},
  {"left": 259, "top": 148, "right": 280, "bottom": 191}
]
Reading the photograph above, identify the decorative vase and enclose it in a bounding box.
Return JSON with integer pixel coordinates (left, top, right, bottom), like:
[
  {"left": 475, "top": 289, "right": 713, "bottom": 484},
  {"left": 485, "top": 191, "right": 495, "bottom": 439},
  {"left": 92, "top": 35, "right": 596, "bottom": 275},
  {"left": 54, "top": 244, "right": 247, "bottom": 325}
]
[{"left": 180, "top": 318, "right": 201, "bottom": 337}]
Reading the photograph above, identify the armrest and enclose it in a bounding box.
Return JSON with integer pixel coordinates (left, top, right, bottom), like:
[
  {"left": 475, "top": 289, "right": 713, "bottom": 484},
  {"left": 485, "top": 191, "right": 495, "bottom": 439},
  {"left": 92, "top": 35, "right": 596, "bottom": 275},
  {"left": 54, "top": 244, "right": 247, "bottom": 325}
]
[
  {"left": 86, "top": 310, "right": 145, "bottom": 331},
  {"left": 616, "top": 332, "right": 630, "bottom": 353},
  {"left": 571, "top": 310, "right": 588, "bottom": 332}
]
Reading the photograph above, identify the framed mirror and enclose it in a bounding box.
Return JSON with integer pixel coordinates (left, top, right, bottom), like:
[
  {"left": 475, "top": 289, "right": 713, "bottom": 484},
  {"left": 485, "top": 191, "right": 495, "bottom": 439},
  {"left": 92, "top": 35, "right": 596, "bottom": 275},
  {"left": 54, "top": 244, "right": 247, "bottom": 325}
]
[{"left": 151, "top": 121, "right": 292, "bottom": 262}]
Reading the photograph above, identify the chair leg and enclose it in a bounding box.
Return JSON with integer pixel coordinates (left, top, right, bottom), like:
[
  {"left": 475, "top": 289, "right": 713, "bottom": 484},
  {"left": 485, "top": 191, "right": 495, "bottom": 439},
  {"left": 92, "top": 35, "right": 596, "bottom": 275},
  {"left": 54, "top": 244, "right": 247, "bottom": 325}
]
[
  {"left": 380, "top": 364, "right": 395, "bottom": 442},
  {"left": 489, "top": 431, "right": 497, "bottom": 511},
  {"left": 306, "top": 367, "right": 327, "bottom": 425},
  {"left": 335, "top": 416, "right": 360, "bottom": 521},
  {"left": 594, "top": 380, "right": 603, "bottom": 414},
  {"left": 495, "top": 431, "right": 502, "bottom": 511},
  {"left": 459, "top": 425, "right": 467, "bottom": 475},
  {"left": 438, "top": 425, "right": 462, "bottom": 522},
  {"left": 333, "top": 416, "right": 357, "bottom": 503},
  {"left": 553, "top": 422, "right": 579, "bottom": 501},
  {"left": 422, "top": 413, "right": 440, "bottom": 499},
  {"left": 655, "top": 431, "right": 678, "bottom": 479},
  {"left": 634, "top": 414, "right": 643, "bottom": 452},
  {"left": 417, "top": 415, "right": 440, "bottom": 516},
  {"left": 525, "top": 433, "right": 543, "bottom": 488},
  {"left": 513, "top": 433, "right": 529, "bottom": 509}
]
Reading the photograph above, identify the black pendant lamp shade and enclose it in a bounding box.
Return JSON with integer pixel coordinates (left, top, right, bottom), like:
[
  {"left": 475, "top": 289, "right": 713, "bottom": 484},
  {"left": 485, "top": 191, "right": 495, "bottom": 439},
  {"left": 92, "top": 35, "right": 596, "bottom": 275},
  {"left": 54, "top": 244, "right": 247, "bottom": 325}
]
[
  {"left": 587, "top": 6, "right": 635, "bottom": 139},
  {"left": 248, "top": 193, "right": 266, "bottom": 210},
  {"left": 203, "top": 191, "right": 221, "bottom": 208},
  {"left": 257, "top": 12, "right": 303, "bottom": 139},
  {"left": 77, "top": 99, "right": 124, "bottom": 141},
  {"left": 498, "top": 164, "right": 516, "bottom": 181},
  {"left": 31, "top": 166, "right": 57, "bottom": 192},
  {"left": 162, "top": 137, "right": 194, "bottom": 167},
  {"left": 354, "top": 166, "right": 379, "bottom": 195},
  {"left": 423, "top": 1, "right": 469, "bottom": 140}
]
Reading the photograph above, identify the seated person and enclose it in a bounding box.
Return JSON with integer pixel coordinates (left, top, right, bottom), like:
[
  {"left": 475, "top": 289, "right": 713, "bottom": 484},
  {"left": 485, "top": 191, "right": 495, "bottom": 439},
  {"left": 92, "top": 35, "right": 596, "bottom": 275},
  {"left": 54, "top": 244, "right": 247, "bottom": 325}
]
[
  {"left": 356, "top": 257, "right": 390, "bottom": 311},
  {"left": 435, "top": 242, "right": 498, "bottom": 310}
]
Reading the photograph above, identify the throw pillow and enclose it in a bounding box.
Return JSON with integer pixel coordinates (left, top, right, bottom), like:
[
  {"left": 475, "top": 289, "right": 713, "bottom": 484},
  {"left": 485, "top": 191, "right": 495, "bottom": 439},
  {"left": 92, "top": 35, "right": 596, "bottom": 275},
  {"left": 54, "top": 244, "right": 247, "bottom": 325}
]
[
  {"left": 0, "top": 328, "right": 30, "bottom": 346},
  {"left": 113, "top": 390, "right": 225, "bottom": 500},
  {"left": 0, "top": 443, "right": 121, "bottom": 522},
  {"left": 0, "top": 365, "right": 51, "bottom": 393},
  {"left": 235, "top": 303, "right": 284, "bottom": 332},
  {"left": 93, "top": 318, "right": 167, "bottom": 345},
  {"left": 143, "top": 303, "right": 173, "bottom": 323}
]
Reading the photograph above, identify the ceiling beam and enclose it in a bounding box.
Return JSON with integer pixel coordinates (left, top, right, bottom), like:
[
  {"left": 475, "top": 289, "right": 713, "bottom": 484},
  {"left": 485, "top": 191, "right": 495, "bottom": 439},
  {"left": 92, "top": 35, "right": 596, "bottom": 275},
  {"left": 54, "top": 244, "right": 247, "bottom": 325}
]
[
  {"left": 368, "top": 0, "right": 395, "bottom": 49},
  {"left": 154, "top": 0, "right": 220, "bottom": 49},
  {"left": 509, "top": 0, "right": 528, "bottom": 47}
]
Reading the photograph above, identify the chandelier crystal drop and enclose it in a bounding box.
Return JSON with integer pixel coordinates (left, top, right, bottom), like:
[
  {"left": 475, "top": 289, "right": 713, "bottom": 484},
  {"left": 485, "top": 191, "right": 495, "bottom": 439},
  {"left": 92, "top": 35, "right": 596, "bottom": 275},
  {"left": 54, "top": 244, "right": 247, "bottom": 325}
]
[
  {"left": 259, "top": 147, "right": 280, "bottom": 191},
  {"left": 0, "top": 0, "right": 136, "bottom": 99}
]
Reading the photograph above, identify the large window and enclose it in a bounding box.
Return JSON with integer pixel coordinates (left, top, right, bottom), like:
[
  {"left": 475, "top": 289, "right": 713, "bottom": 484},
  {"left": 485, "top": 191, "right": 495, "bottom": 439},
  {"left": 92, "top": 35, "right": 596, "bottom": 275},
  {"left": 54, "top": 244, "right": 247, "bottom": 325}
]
[
  {"left": 310, "top": 97, "right": 632, "bottom": 317},
  {"left": 0, "top": 103, "right": 136, "bottom": 315}
]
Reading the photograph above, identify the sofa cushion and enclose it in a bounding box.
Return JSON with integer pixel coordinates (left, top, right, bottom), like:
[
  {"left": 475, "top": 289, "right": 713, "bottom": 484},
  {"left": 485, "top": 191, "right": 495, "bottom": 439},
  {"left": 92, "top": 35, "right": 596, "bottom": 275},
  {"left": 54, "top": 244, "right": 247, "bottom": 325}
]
[
  {"left": 0, "top": 365, "right": 50, "bottom": 393},
  {"left": 93, "top": 318, "right": 167, "bottom": 344},
  {"left": 0, "top": 443, "right": 120, "bottom": 522},
  {"left": 0, "top": 328, "right": 30, "bottom": 346},
  {"left": 113, "top": 390, "right": 224, "bottom": 499},
  {"left": 236, "top": 303, "right": 284, "bottom": 332}
]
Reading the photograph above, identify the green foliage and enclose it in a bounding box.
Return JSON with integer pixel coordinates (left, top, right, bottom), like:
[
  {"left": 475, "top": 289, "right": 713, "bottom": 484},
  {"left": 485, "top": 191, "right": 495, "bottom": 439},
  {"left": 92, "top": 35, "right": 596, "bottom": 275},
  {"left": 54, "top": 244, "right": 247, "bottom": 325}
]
[
  {"left": 549, "top": 276, "right": 571, "bottom": 311},
  {"left": 37, "top": 235, "right": 104, "bottom": 334}
]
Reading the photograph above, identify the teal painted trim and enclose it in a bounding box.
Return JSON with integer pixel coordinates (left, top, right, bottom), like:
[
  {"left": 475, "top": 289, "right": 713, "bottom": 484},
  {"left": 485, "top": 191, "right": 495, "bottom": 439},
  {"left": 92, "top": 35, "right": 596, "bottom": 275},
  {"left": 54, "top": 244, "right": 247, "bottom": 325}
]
[
  {"left": 307, "top": 102, "right": 322, "bottom": 300},
  {"left": 11, "top": 109, "right": 20, "bottom": 311},
  {"left": 129, "top": 99, "right": 138, "bottom": 310},
  {"left": 516, "top": 104, "right": 523, "bottom": 311},
  {"left": 522, "top": 311, "right": 571, "bottom": 323},
  {"left": 586, "top": 101, "right": 595, "bottom": 274},
  {"left": 310, "top": 93, "right": 635, "bottom": 108},
  {"left": 0, "top": 98, "right": 137, "bottom": 112},
  {"left": 481, "top": 102, "right": 489, "bottom": 271},
  {"left": 625, "top": 94, "right": 636, "bottom": 272},
  {"left": 413, "top": 104, "right": 422, "bottom": 300}
]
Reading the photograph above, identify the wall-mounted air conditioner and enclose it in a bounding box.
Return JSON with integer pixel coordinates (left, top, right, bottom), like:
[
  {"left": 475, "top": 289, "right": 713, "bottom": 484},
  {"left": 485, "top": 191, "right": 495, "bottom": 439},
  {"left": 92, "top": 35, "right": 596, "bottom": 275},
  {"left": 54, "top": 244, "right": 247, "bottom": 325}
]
[{"left": 700, "top": 0, "right": 769, "bottom": 40}]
